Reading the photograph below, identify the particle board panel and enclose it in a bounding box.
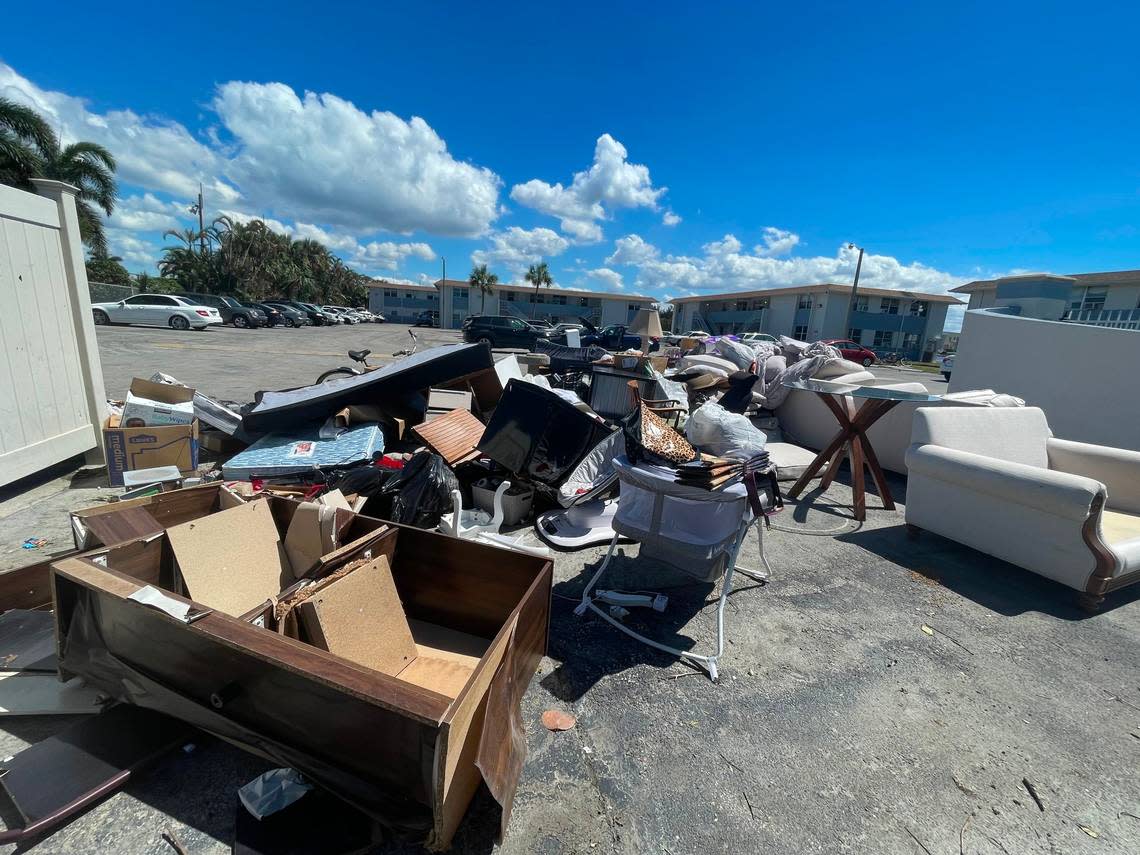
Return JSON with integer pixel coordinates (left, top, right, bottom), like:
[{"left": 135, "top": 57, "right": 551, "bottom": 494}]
[{"left": 411, "top": 408, "right": 486, "bottom": 466}]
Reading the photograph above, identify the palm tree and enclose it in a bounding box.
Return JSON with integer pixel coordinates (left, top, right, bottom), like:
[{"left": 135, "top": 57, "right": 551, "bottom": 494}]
[
  {"left": 524, "top": 261, "right": 552, "bottom": 319},
  {"left": 469, "top": 264, "right": 499, "bottom": 314},
  {"left": 0, "top": 98, "right": 118, "bottom": 256}
]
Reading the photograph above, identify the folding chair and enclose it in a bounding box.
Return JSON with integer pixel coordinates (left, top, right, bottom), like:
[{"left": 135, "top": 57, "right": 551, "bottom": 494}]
[{"left": 574, "top": 455, "right": 774, "bottom": 681}]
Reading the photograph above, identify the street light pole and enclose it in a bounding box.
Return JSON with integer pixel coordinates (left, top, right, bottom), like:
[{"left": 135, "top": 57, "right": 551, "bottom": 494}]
[{"left": 843, "top": 243, "right": 865, "bottom": 340}]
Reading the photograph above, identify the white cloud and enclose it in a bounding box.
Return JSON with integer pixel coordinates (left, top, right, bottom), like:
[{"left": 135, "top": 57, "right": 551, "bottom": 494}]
[
  {"left": 1, "top": 62, "right": 501, "bottom": 240},
  {"left": 754, "top": 226, "right": 800, "bottom": 257},
  {"left": 510, "top": 133, "right": 666, "bottom": 242},
  {"left": 106, "top": 229, "right": 162, "bottom": 269},
  {"left": 636, "top": 240, "right": 965, "bottom": 303},
  {"left": 0, "top": 63, "right": 237, "bottom": 204},
  {"left": 212, "top": 81, "right": 501, "bottom": 236},
  {"left": 605, "top": 234, "right": 659, "bottom": 266},
  {"left": 108, "top": 193, "right": 190, "bottom": 232},
  {"left": 470, "top": 227, "right": 569, "bottom": 277},
  {"left": 582, "top": 267, "right": 624, "bottom": 292},
  {"left": 662, "top": 211, "right": 681, "bottom": 226},
  {"left": 352, "top": 240, "right": 435, "bottom": 271}
]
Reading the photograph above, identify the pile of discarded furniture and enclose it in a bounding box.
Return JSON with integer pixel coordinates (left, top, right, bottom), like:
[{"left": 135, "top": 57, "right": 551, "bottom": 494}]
[{"left": 5, "top": 326, "right": 1133, "bottom": 850}]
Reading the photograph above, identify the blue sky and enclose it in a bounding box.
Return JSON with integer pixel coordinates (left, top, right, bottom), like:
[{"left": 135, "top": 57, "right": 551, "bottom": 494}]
[{"left": 4, "top": 1, "right": 1139, "bottom": 332}]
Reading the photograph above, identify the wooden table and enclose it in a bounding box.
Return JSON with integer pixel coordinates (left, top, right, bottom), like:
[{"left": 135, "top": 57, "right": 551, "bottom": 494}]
[{"left": 782, "top": 380, "right": 941, "bottom": 521}]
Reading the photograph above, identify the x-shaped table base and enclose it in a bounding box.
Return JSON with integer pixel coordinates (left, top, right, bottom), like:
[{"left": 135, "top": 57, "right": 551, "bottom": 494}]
[{"left": 786, "top": 392, "right": 899, "bottom": 521}]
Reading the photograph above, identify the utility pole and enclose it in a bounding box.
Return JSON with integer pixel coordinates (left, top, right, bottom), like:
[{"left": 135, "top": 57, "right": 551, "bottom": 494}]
[
  {"left": 843, "top": 244, "right": 865, "bottom": 339},
  {"left": 189, "top": 183, "right": 206, "bottom": 254}
]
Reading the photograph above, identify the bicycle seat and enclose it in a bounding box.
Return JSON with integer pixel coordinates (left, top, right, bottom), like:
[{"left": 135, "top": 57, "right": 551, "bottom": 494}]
[{"left": 348, "top": 349, "right": 371, "bottom": 362}]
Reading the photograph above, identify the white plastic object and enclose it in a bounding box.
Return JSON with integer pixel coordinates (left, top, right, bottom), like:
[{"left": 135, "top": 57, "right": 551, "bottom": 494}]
[
  {"left": 685, "top": 402, "right": 767, "bottom": 459},
  {"left": 608, "top": 605, "right": 630, "bottom": 620},
  {"left": 439, "top": 481, "right": 509, "bottom": 538},
  {"left": 595, "top": 590, "right": 669, "bottom": 612}
]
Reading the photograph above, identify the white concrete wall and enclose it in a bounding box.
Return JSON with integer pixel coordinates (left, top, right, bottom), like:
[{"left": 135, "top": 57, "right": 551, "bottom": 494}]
[
  {"left": 951, "top": 308, "right": 1140, "bottom": 450},
  {"left": 1105, "top": 284, "right": 1140, "bottom": 310},
  {"left": 766, "top": 294, "right": 799, "bottom": 337}
]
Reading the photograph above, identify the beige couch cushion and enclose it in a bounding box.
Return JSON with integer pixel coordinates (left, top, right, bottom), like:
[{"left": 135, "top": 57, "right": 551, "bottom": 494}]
[
  {"left": 911, "top": 406, "right": 1050, "bottom": 469},
  {"left": 1101, "top": 510, "right": 1140, "bottom": 546}
]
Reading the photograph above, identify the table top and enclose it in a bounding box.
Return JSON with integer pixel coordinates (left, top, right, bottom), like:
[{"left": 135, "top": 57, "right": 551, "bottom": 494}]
[{"left": 782, "top": 377, "right": 943, "bottom": 403}]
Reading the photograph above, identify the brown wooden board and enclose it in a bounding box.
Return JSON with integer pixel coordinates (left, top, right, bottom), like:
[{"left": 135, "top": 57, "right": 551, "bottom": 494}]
[
  {"left": 0, "top": 610, "right": 57, "bottom": 672},
  {"left": 81, "top": 506, "right": 164, "bottom": 549},
  {"left": 0, "top": 704, "right": 191, "bottom": 841},
  {"left": 412, "top": 408, "right": 486, "bottom": 466}
]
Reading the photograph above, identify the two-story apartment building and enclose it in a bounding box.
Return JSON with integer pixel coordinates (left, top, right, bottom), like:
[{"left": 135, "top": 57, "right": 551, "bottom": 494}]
[
  {"left": 671, "top": 284, "right": 961, "bottom": 360},
  {"left": 950, "top": 270, "right": 1140, "bottom": 330},
  {"left": 366, "top": 281, "right": 440, "bottom": 323},
  {"left": 430, "top": 279, "right": 654, "bottom": 330}
]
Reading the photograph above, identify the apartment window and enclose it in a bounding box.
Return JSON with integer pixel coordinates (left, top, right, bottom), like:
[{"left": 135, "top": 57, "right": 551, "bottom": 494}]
[
  {"left": 848, "top": 328, "right": 862, "bottom": 343},
  {"left": 873, "top": 330, "right": 895, "bottom": 347},
  {"left": 553, "top": 295, "right": 567, "bottom": 305},
  {"left": 793, "top": 324, "right": 809, "bottom": 339},
  {"left": 1082, "top": 288, "right": 1107, "bottom": 311},
  {"left": 735, "top": 300, "right": 749, "bottom": 311},
  {"left": 902, "top": 332, "right": 920, "bottom": 351},
  {"left": 578, "top": 296, "right": 589, "bottom": 307},
  {"left": 749, "top": 298, "right": 769, "bottom": 310},
  {"left": 796, "top": 294, "right": 812, "bottom": 310},
  {"left": 505, "top": 291, "right": 516, "bottom": 302},
  {"left": 628, "top": 303, "right": 640, "bottom": 312},
  {"left": 880, "top": 298, "right": 900, "bottom": 314},
  {"left": 530, "top": 293, "right": 545, "bottom": 304},
  {"left": 909, "top": 300, "right": 929, "bottom": 317},
  {"left": 855, "top": 296, "right": 869, "bottom": 312},
  {"left": 383, "top": 289, "right": 397, "bottom": 299},
  {"left": 427, "top": 293, "right": 436, "bottom": 301}
]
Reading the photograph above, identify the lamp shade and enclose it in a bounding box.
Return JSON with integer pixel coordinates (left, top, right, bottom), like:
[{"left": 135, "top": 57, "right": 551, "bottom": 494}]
[{"left": 627, "top": 308, "right": 663, "bottom": 339}]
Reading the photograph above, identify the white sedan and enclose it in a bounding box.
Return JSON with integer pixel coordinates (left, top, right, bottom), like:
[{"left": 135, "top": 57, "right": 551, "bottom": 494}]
[{"left": 91, "top": 294, "right": 223, "bottom": 330}]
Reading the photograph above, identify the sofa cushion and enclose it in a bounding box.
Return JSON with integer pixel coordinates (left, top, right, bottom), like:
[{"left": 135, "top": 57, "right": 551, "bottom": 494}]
[
  {"left": 1101, "top": 509, "right": 1140, "bottom": 547},
  {"left": 910, "top": 407, "right": 1051, "bottom": 469},
  {"left": 767, "top": 441, "right": 818, "bottom": 481},
  {"left": 815, "top": 358, "right": 866, "bottom": 379}
]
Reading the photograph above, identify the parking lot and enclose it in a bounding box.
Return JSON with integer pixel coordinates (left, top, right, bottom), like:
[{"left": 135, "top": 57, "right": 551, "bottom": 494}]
[
  {"left": 95, "top": 320, "right": 461, "bottom": 400},
  {"left": 94, "top": 321, "right": 946, "bottom": 402}
]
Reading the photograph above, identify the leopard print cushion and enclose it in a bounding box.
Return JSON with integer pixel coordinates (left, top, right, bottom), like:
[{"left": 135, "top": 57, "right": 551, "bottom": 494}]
[{"left": 639, "top": 403, "right": 696, "bottom": 464}]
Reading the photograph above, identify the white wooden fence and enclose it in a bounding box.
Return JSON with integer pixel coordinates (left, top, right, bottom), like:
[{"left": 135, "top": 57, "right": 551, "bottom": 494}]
[{"left": 0, "top": 180, "right": 107, "bottom": 487}]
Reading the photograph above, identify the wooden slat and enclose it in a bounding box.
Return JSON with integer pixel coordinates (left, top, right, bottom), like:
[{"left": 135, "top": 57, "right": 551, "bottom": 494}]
[{"left": 412, "top": 408, "right": 486, "bottom": 466}]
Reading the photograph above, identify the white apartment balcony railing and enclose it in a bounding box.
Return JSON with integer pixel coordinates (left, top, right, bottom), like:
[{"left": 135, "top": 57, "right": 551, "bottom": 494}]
[{"left": 1061, "top": 308, "right": 1140, "bottom": 330}]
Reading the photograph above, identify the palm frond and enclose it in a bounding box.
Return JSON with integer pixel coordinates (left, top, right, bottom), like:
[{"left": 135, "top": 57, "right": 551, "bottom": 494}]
[{"left": 0, "top": 97, "right": 59, "bottom": 158}]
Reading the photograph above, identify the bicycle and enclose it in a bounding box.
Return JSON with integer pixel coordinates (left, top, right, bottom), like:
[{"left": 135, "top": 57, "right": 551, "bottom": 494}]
[{"left": 315, "top": 330, "right": 418, "bottom": 383}]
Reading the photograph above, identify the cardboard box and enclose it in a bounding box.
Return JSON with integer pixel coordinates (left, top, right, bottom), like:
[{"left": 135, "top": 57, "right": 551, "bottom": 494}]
[
  {"left": 50, "top": 498, "right": 551, "bottom": 850},
  {"left": 119, "top": 378, "right": 196, "bottom": 427},
  {"left": 103, "top": 413, "right": 199, "bottom": 488}
]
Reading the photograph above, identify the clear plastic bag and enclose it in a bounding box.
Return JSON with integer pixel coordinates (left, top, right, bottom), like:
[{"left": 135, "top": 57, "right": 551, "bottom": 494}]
[{"left": 685, "top": 402, "right": 767, "bottom": 459}]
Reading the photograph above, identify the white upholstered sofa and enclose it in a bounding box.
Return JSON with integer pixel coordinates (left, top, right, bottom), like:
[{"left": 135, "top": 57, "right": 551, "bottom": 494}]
[{"left": 904, "top": 407, "right": 1140, "bottom": 610}]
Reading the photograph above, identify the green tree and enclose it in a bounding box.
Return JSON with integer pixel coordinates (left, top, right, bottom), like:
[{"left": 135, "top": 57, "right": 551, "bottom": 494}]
[
  {"left": 84, "top": 254, "right": 131, "bottom": 285},
  {"left": 524, "top": 261, "right": 552, "bottom": 319},
  {"left": 469, "top": 263, "right": 499, "bottom": 314},
  {"left": 0, "top": 98, "right": 118, "bottom": 255}
]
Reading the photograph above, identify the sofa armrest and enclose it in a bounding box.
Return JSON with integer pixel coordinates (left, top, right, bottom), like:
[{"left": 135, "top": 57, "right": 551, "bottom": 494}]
[
  {"left": 1047, "top": 437, "right": 1140, "bottom": 516},
  {"left": 905, "top": 444, "right": 1105, "bottom": 521}
]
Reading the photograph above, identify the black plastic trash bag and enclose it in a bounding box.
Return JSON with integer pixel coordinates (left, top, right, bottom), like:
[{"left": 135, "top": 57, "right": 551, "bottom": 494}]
[{"left": 364, "top": 452, "right": 458, "bottom": 529}]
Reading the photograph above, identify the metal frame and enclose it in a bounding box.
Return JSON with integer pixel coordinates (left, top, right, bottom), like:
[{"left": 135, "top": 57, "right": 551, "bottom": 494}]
[{"left": 574, "top": 513, "right": 771, "bottom": 682}]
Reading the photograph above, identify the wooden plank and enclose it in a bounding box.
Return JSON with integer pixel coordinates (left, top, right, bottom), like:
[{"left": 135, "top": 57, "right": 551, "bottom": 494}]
[
  {"left": 412, "top": 408, "right": 485, "bottom": 466},
  {"left": 0, "top": 672, "right": 107, "bottom": 715},
  {"left": 82, "top": 505, "right": 164, "bottom": 548},
  {"left": 0, "top": 552, "right": 77, "bottom": 611},
  {"left": 0, "top": 609, "right": 57, "bottom": 672},
  {"left": 0, "top": 704, "right": 190, "bottom": 831}
]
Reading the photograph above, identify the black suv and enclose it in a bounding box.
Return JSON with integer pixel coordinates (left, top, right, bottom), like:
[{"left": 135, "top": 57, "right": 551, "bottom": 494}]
[
  {"left": 413, "top": 310, "right": 440, "bottom": 328},
  {"left": 462, "top": 315, "right": 552, "bottom": 349},
  {"left": 178, "top": 292, "right": 265, "bottom": 328}
]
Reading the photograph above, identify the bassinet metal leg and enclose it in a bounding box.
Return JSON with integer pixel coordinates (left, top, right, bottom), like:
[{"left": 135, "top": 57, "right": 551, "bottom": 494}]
[
  {"left": 573, "top": 520, "right": 762, "bottom": 682},
  {"left": 733, "top": 518, "right": 772, "bottom": 583},
  {"left": 574, "top": 533, "right": 621, "bottom": 616}
]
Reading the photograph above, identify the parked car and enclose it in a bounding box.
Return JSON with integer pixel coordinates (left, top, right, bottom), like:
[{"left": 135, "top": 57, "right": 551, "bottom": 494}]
[
  {"left": 264, "top": 301, "right": 313, "bottom": 327},
  {"left": 91, "top": 293, "right": 222, "bottom": 331},
  {"left": 322, "top": 305, "right": 359, "bottom": 324},
  {"left": 528, "top": 319, "right": 555, "bottom": 330},
  {"left": 414, "top": 310, "right": 440, "bottom": 328},
  {"left": 372, "top": 312, "right": 387, "bottom": 323},
  {"left": 578, "top": 317, "right": 652, "bottom": 351},
  {"left": 939, "top": 352, "right": 955, "bottom": 381},
  {"left": 462, "top": 315, "right": 551, "bottom": 348},
  {"left": 822, "top": 338, "right": 878, "bottom": 367},
  {"left": 242, "top": 301, "right": 289, "bottom": 327},
  {"left": 178, "top": 292, "right": 264, "bottom": 328},
  {"left": 352, "top": 308, "right": 375, "bottom": 322},
  {"left": 741, "top": 332, "right": 777, "bottom": 345}
]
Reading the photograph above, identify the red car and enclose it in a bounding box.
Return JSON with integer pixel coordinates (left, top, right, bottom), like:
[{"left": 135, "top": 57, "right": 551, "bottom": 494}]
[{"left": 822, "top": 339, "right": 878, "bottom": 367}]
